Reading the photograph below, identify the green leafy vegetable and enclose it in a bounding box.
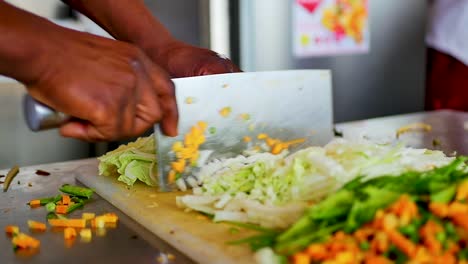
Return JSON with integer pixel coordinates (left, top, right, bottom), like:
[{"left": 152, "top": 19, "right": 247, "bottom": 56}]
[{"left": 98, "top": 135, "right": 158, "bottom": 186}]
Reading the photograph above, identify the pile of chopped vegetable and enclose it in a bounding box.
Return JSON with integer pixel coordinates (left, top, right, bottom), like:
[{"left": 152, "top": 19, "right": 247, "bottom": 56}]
[
  {"left": 98, "top": 134, "right": 158, "bottom": 187},
  {"left": 176, "top": 138, "right": 454, "bottom": 228},
  {"left": 239, "top": 157, "right": 468, "bottom": 263},
  {"left": 5, "top": 184, "right": 119, "bottom": 254},
  {"left": 28, "top": 184, "right": 94, "bottom": 218}
]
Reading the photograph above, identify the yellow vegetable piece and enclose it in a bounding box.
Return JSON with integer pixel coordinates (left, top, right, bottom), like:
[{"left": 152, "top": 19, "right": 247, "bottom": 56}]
[
  {"left": 243, "top": 136, "right": 252, "bottom": 143},
  {"left": 257, "top": 133, "right": 268, "bottom": 140},
  {"left": 197, "top": 121, "right": 208, "bottom": 131},
  {"left": 172, "top": 141, "right": 183, "bottom": 152},
  {"left": 171, "top": 159, "right": 186, "bottom": 173},
  {"left": 79, "top": 228, "right": 92, "bottom": 240},
  {"left": 82, "top": 213, "right": 96, "bottom": 220},
  {"left": 219, "top": 107, "right": 232, "bottom": 117},
  {"left": 12, "top": 233, "right": 40, "bottom": 249}
]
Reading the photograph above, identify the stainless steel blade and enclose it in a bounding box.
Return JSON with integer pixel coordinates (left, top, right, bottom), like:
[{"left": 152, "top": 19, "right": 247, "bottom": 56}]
[{"left": 155, "top": 70, "right": 333, "bottom": 192}]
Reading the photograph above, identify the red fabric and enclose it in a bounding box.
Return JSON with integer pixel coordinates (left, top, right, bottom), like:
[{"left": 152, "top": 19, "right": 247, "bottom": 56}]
[{"left": 425, "top": 48, "right": 468, "bottom": 111}]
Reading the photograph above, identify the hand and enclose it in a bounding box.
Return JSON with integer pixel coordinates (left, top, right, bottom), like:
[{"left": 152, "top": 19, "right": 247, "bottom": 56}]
[
  {"left": 26, "top": 27, "right": 178, "bottom": 141},
  {"left": 148, "top": 41, "right": 242, "bottom": 78}
]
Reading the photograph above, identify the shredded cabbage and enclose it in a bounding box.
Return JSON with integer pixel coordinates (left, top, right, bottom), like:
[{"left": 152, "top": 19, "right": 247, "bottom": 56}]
[
  {"left": 177, "top": 138, "right": 454, "bottom": 228},
  {"left": 98, "top": 135, "right": 158, "bottom": 187}
]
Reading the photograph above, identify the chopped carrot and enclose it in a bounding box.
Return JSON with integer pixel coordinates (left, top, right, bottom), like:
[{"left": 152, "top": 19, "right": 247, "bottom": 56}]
[
  {"left": 292, "top": 252, "right": 310, "bottom": 264},
  {"left": 168, "top": 170, "right": 177, "bottom": 183},
  {"left": 101, "top": 213, "right": 118, "bottom": 223},
  {"left": 12, "top": 233, "right": 40, "bottom": 249},
  {"left": 429, "top": 202, "right": 449, "bottom": 218},
  {"left": 450, "top": 212, "right": 468, "bottom": 230},
  {"left": 64, "top": 227, "right": 76, "bottom": 240},
  {"left": 265, "top": 138, "right": 278, "bottom": 147},
  {"left": 5, "top": 225, "right": 19, "bottom": 236},
  {"left": 385, "top": 229, "right": 417, "bottom": 257},
  {"left": 448, "top": 202, "right": 468, "bottom": 216},
  {"left": 29, "top": 199, "right": 41, "bottom": 208},
  {"left": 62, "top": 195, "right": 71, "bottom": 206},
  {"left": 55, "top": 205, "right": 68, "bottom": 214},
  {"left": 243, "top": 136, "right": 252, "bottom": 143},
  {"left": 48, "top": 218, "right": 86, "bottom": 228},
  {"left": 364, "top": 254, "right": 392, "bottom": 264},
  {"left": 257, "top": 133, "right": 268, "bottom": 140},
  {"left": 271, "top": 143, "right": 286, "bottom": 155},
  {"left": 306, "top": 244, "right": 328, "bottom": 260},
  {"left": 27, "top": 220, "right": 46, "bottom": 232},
  {"left": 171, "top": 159, "right": 186, "bottom": 174}
]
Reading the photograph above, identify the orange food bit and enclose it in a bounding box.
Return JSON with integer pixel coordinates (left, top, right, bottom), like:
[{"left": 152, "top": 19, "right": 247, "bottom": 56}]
[
  {"left": 171, "top": 159, "right": 186, "bottom": 174},
  {"left": 219, "top": 107, "right": 232, "bottom": 117},
  {"left": 12, "top": 233, "right": 40, "bottom": 249},
  {"left": 257, "top": 133, "right": 268, "bottom": 140},
  {"left": 197, "top": 121, "right": 208, "bottom": 131},
  {"left": 292, "top": 252, "right": 310, "bottom": 264},
  {"left": 168, "top": 170, "right": 177, "bottom": 183},
  {"left": 385, "top": 229, "right": 417, "bottom": 257},
  {"left": 64, "top": 227, "right": 76, "bottom": 240},
  {"left": 448, "top": 202, "right": 468, "bottom": 216},
  {"left": 5, "top": 225, "right": 19, "bottom": 236},
  {"left": 429, "top": 202, "right": 449, "bottom": 218},
  {"left": 62, "top": 195, "right": 71, "bottom": 206},
  {"left": 265, "top": 138, "right": 278, "bottom": 147},
  {"left": 48, "top": 219, "right": 86, "bottom": 228},
  {"left": 243, "top": 136, "right": 252, "bottom": 143},
  {"left": 27, "top": 220, "right": 46, "bottom": 232},
  {"left": 56, "top": 205, "right": 68, "bottom": 215},
  {"left": 29, "top": 199, "right": 41, "bottom": 208},
  {"left": 306, "top": 244, "right": 328, "bottom": 260}
]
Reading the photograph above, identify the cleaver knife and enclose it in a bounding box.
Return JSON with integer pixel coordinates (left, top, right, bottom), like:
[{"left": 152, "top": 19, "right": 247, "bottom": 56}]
[{"left": 23, "top": 70, "right": 334, "bottom": 192}]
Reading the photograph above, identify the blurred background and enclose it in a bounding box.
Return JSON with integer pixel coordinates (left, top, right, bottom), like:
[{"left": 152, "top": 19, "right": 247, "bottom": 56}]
[{"left": 0, "top": 0, "right": 429, "bottom": 169}]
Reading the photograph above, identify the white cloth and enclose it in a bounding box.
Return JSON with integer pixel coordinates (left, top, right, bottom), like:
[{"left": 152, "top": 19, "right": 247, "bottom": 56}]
[{"left": 426, "top": 0, "right": 468, "bottom": 66}]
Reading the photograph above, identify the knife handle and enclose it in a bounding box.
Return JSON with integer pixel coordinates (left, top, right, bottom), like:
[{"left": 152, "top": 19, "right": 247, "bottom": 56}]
[{"left": 23, "top": 94, "right": 69, "bottom": 131}]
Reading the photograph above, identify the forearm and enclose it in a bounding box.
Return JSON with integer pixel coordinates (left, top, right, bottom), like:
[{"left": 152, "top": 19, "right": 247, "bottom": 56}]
[
  {"left": 0, "top": 1, "right": 52, "bottom": 84},
  {"left": 62, "top": 0, "right": 176, "bottom": 57}
]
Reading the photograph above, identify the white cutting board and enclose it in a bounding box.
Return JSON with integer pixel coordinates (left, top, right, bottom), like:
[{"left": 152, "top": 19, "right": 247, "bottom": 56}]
[{"left": 75, "top": 160, "right": 256, "bottom": 264}]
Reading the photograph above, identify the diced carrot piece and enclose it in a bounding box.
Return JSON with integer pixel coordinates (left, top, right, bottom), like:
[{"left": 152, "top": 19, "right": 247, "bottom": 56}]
[
  {"left": 62, "top": 195, "right": 71, "bottom": 206},
  {"left": 5, "top": 225, "right": 19, "bottom": 236},
  {"left": 12, "top": 233, "right": 40, "bottom": 249},
  {"left": 102, "top": 213, "right": 119, "bottom": 223},
  {"left": 306, "top": 244, "right": 328, "bottom": 260},
  {"left": 364, "top": 255, "right": 392, "bottom": 264},
  {"left": 448, "top": 202, "right": 468, "bottom": 216},
  {"left": 243, "top": 136, "right": 252, "bottom": 143},
  {"left": 429, "top": 202, "right": 449, "bottom": 218},
  {"left": 292, "top": 252, "right": 310, "bottom": 264},
  {"left": 450, "top": 212, "right": 468, "bottom": 231},
  {"left": 27, "top": 220, "right": 46, "bottom": 232},
  {"left": 64, "top": 227, "right": 76, "bottom": 240},
  {"left": 385, "top": 229, "right": 417, "bottom": 257},
  {"left": 48, "top": 219, "right": 86, "bottom": 228},
  {"left": 29, "top": 199, "right": 41, "bottom": 208},
  {"left": 55, "top": 205, "right": 68, "bottom": 214}
]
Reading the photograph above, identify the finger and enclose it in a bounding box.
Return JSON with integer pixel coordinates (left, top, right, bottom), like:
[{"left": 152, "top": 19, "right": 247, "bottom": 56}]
[
  {"left": 138, "top": 55, "right": 179, "bottom": 136},
  {"left": 131, "top": 62, "right": 163, "bottom": 135},
  {"left": 59, "top": 121, "right": 107, "bottom": 142}
]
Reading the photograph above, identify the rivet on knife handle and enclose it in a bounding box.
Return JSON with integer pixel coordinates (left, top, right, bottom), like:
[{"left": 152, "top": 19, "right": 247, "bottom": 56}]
[{"left": 23, "top": 94, "right": 70, "bottom": 131}]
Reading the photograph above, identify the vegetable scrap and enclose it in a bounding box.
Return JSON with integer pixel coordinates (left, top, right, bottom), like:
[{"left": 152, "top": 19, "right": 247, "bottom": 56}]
[
  {"left": 184, "top": 97, "right": 196, "bottom": 104},
  {"left": 35, "top": 170, "right": 50, "bottom": 176},
  {"left": 98, "top": 134, "right": 157, "bottom": 187},
  {"left": 177, "top": 138, "right": 454, "bottom": 229},
  {"left": 3, "top": 165, "right": 19, "bottom": 192},
  {"left": 168, "top": 121, "right": 208, "bottom": 183},
  {"left": 219, "top": 106, "right": 232, "bottom": 117},
  {"left": 255, "top": 133, "right": 306, "bottom": 154},
  {"left": 27, "top": 220, "right": 46, "bottom": 232},
  {"left": 239, "top": 113, "right": 251, "bottom": 121},
  {"left": 396, "top": 122, "right": 432, "bottom": 138}
]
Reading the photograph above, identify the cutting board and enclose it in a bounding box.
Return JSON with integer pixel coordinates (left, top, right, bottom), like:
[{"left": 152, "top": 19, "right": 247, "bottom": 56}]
[{"left": 75, "top": 160, "right": 257, "bottom": 264}]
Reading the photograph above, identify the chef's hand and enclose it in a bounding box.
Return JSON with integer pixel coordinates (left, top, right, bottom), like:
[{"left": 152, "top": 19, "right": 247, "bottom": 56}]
[
  {"left": 62, "top": 0, "right": 241, "bottom": 78},
  {"left": 26, "top": 28, "right": 178, "bottom": 141},
  {"left": 147, "top": 40, "right": 241, "bottom": 78}
]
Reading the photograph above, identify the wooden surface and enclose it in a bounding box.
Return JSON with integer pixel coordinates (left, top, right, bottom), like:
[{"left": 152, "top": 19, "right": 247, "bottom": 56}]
[{"left": 75, "top": 160, "right": 256, "bottom": 264}]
